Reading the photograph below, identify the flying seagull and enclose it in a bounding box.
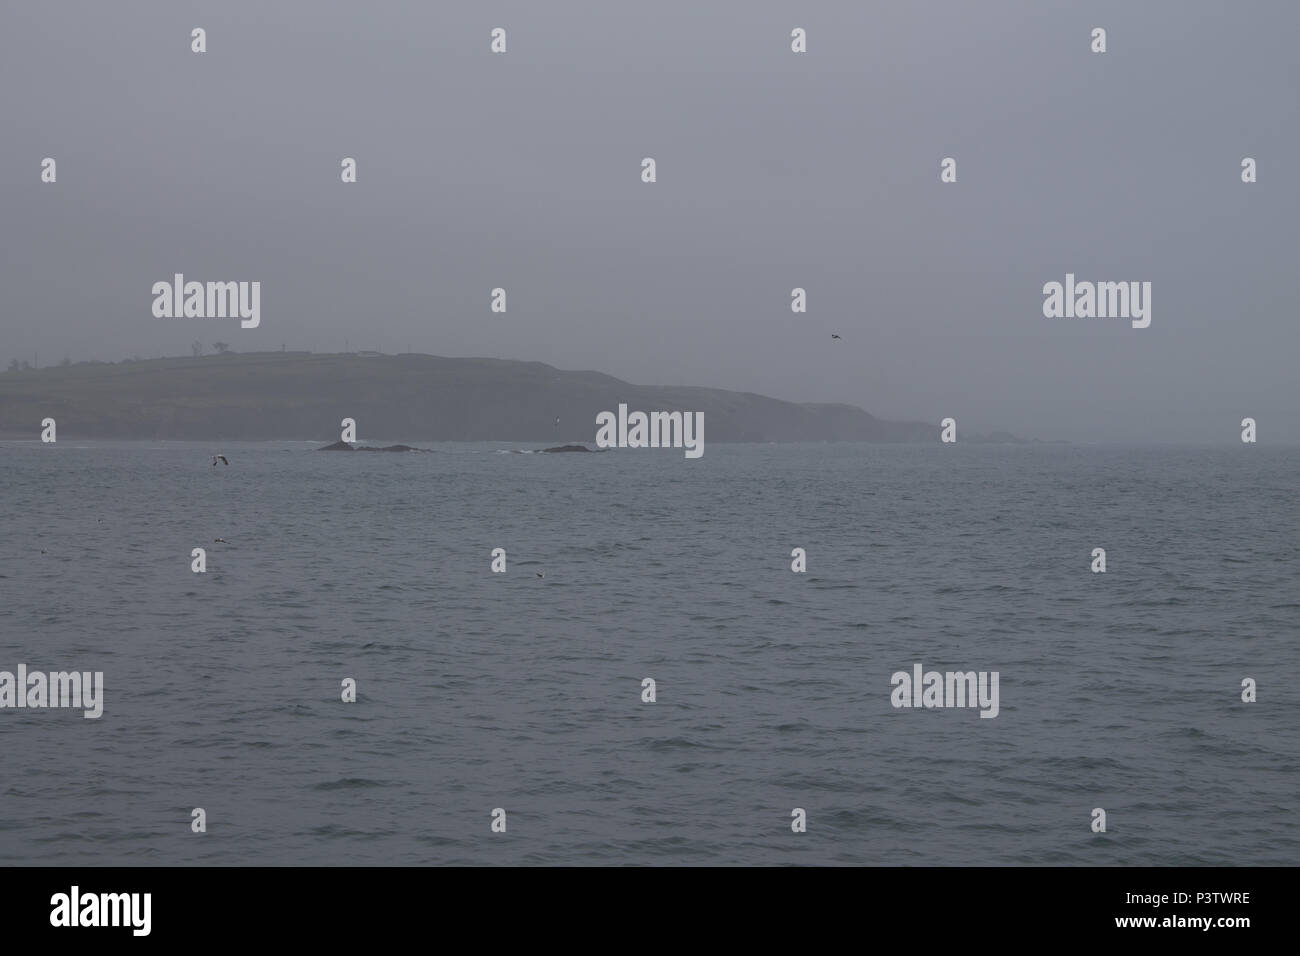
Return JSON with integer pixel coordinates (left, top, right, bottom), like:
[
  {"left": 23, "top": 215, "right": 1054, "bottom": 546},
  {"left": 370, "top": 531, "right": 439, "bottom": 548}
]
[
  {"left": 831, "top": 334, "right": 842, "bottom": 340},
  {"left": 213, "top": 537, "right": 227, "bottom": 543},
  {"left": 212, "top": 455, "right": 229, "bottom": 466}
]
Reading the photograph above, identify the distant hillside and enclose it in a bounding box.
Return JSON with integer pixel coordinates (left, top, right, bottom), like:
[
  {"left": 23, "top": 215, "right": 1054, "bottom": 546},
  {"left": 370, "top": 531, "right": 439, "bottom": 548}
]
[{"left": 0, "top": 351, "right": 937, "bottom": 442}]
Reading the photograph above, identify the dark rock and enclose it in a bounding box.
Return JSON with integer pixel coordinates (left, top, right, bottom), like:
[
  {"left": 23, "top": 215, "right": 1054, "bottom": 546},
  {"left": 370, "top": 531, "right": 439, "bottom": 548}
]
[{"left": 317, "top": 441, "right": 429, "bottom": 452}]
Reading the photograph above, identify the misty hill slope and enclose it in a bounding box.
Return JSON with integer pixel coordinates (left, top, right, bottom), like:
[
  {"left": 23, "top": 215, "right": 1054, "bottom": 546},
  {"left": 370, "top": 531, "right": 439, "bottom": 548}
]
[{"left": 0, "top": 352, "right": 934, "bottom": 442}]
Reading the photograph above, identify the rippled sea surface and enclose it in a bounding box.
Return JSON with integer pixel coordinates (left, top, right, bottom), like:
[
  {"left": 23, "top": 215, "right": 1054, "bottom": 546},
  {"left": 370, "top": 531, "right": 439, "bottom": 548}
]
[{"left": 1, "top": 440, "right": 1296, "bottom": 866}]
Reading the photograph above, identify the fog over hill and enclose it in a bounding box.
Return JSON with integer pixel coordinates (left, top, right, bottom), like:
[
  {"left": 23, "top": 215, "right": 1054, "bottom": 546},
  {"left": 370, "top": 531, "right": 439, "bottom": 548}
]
[{"left": 0, "top": 351, "right": 957, "bottom": 443}]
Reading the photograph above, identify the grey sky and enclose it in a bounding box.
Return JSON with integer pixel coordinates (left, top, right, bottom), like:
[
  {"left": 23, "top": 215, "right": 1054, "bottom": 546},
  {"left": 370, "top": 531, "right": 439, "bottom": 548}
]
[{"left": 2, "top": 0, "right": 1296, "bottom": 442}]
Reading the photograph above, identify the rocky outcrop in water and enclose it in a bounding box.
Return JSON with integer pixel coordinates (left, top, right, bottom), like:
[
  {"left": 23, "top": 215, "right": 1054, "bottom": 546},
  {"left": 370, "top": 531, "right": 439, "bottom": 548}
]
[{"left": 317, "top": 441, "right": 429, "bottom": 452}]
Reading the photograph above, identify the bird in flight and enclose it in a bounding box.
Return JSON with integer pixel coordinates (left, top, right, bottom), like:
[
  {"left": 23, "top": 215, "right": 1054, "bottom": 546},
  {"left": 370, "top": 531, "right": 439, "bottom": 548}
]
[
  {"left": 831, "top": 334, "right": 842, "bottom": 340},
  {"left": 212, "top": 455, "right": 229, "bottom": 466},
  {"left": 536, "top": 572, "right": 545, "bottom": 578},
  {"left": 213, "top": 537, "right": 227, "bottom": 543}
]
